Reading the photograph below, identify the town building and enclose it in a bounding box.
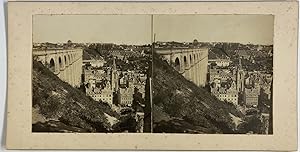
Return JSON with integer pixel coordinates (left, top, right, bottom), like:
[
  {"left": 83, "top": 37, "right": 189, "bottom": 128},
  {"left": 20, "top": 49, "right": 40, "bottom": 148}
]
[
  {"left": 83, "top": 58, "right": 119, "bottom": 105},
  {"left": 209, "top": 68, "right": 234, "bottom": 83},
  {"left": 119, "top": 86, "right": 134, "bottom": 106},
  {"left": 215, "top": 58, "right": 231, "bottom": 67},
  {"left": 85, "top": 80, "right": 114, "bottom": 105},
  {"left": 83, "top": 59, "right": 106, "bottom": 68},
  {"left": 211, "top": 81, "right": 238, "bottom": 105},
  {"left": 237, "top": 58, "right": 245, "bottom": 92},
  {"left": 244, "top": 86, "right": 260, "bottom": 107},
  {"left": 83, "top": 68, "right": 106, "bottom": 83}
]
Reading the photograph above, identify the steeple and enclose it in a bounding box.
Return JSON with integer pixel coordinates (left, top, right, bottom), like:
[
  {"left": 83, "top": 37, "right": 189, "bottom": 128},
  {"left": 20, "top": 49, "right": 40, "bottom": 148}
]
[
  {"left": 112, "top": 57, "right": 116, "bottom": 70},
  {"left": 237, "top": 57, "right": 245, "bottom": 92},
  {"left": 239, "top": 58, "right": 242, "bottom": 69},
  {"left": 111, "top": 57, "right": 119, "bottom": 92}
]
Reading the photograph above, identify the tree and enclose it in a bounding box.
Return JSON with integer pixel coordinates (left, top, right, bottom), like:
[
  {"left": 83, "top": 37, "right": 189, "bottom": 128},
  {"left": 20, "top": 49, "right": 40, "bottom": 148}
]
[
  {"left": 237, "top": 115, "right": 263, "bottom": 134},
  {"left": 193, "top": 39, "right": 199, "bottom": 46},
  {"left": 67, "top": 40, "right": 72, "bottom": 47},
  {"left": 132, "top": 87, "right": 144, "bottom": 112}
]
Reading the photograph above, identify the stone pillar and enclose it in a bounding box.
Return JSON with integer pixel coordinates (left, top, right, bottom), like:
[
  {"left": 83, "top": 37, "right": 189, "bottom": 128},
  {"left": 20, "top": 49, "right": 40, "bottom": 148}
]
[
  {"left": 190, "top": 63, "right": 196, "bottom": 84},
  {"left": 78, "top": 55, "right": 82, "bottom": 86},
  {"left": 205, "top": 60, "right": 207, "bottom": 84},
  {"left": 75, "top": 61, "right": 78, "bottom": 87},
  {"left": 202, "top": 60, "right": 205, "bottom": 86},
  {"left": 187, "top": 68, "right": 192, "bottom": 81},
  {"left": 67, "top": 64, "right": 71, "bottom": 86},
  {"left": 74, "top": 59, "right": 77, "bottom": 87},
  {"left": 197, "top": 52, "right": 208, "bottom": 87},
  {"left": 190, "top": 64, "right": 194, "bottom": 83},
  {"left": 54, "top": 55, "right": 60, "bottom": 77},
  {"left": 73, "top": 61, "right": 76, "bottom": 87},
  {"left": 74, "top": 57, "right": 77, "bottom": 87},
  {"left": 198, "top": 60, "right": 203, "bottom": 86},
  {"left": 76, "top": 59, "right": 80, "bottom": 87},
  {"left": 194, "top": 61, "right": 197, "bottom": 86},
  {"left": 191, "top": 61, "right": 195, "bottom": 85},
  {"left": 197, "top": 57, "right": 200, "bottom": 86},
  {"left": 185, "top": 56, "right": 191, "bottom": 81},
  {"left": 66, "top": 53, "right": 72, "bottom": 86},
  {"left": 65, "top": 63, "right": 69, "bottom": 83},
  {"left": 196, "top": 61, "right": 201, "bottom": 86},
  {"left": 69, "top": 59, "right": 73, "bottom": 86},
  {"left": 75, "top": 55, "right": 80, "bottom": 87},
  {"left": 60, "top": 55, "right": 66, "bottom": 82},
  {"left": 60, "top": 69, "right": 64, "bottom": 82},
  {"left": 200, "top": 60, "right": 203, "bottom": 86},
  {"left": 199, "top": 57, "right": 202, "bottom": 86},
  {"left": 181, "top": 55, "right": 184, "bottom": 75}
]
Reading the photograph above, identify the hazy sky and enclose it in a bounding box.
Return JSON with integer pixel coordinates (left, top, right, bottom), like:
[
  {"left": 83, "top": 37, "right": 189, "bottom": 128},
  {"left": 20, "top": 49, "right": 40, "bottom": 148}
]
[
  {"left": 33, "top": 15, "right": 152, "bottom": 45},
  {"left": 33, "top": 15, "right": 273, "bottom": 45},
  {"left": 154, "top": 15, "right": 273, "bottom": 45}
]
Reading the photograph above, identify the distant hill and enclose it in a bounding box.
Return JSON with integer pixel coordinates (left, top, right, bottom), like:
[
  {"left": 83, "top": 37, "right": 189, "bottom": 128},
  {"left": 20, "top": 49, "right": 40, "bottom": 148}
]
[
  {"left": 152, "top": 52, "right": 243, "bottom": 133},
  {"left": 32, "top": 60, "right": 119, "bottom": 132},
  {"left": 83, "top": 47, "right": 104, "bottom": 60},
  {"left": 208, "top": 47, "right": 229, "bottom": 60}
]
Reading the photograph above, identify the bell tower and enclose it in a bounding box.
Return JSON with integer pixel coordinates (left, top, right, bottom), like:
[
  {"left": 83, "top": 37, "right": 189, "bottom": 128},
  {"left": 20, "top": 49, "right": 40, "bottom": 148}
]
[
  {"left": 111, "top": 57, "right": 119, "bottom": 92},
  {"left": 237, "top": 58, "right": 245, "bottom": 92}
]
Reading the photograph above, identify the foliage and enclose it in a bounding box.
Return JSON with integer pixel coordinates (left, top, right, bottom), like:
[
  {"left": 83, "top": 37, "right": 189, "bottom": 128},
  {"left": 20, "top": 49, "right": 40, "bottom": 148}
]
[
  {"left": 237, "top": 115, "right": 263, "bottom": 134},
  {"left": 32, "top": 60, "right": 119, "bottom": 132},
  {"left": 152, "top": 52, "right": 243, "bottom": 133}
]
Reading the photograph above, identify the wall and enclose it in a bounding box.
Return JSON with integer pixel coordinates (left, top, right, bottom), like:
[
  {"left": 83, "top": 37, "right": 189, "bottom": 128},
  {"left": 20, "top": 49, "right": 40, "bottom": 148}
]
[
  {"left": 155, "top": 47, "right": 208, "bottom": 87},
  {"left": 33, "top": 48, "right": 83, "bottom": 87}
]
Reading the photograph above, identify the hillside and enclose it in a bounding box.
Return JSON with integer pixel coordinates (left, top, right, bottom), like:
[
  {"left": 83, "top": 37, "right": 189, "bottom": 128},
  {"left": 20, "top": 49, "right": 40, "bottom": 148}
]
[
  {"left": 152, "top": 52, "right": 243, "bottom": 133},
  {"left": 208, "top": 47, "right": 229, "bottom": 60},
  {"left": 83, "top": 47, "right": 106, "bottom": 60},
  {"left": 32, "top": 60, "right": 119, "bottom": 132}
]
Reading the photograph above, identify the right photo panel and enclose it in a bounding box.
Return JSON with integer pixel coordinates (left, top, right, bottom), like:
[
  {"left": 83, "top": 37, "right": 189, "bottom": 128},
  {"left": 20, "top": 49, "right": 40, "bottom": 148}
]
[{"left": 152, "top": 15, "right": 273, "bottom": 134}]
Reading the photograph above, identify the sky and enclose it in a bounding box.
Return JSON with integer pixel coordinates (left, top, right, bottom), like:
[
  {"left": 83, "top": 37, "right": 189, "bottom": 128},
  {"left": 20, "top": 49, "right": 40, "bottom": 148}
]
[
  {"left": 33, "top": 15, "right": 152, "bottom": 45},
  {"left": 154, "top": 15, "right": 274, "bottom": 45},
  {"left": 33, "top": 14, "right": 274, "bottom": 45}
]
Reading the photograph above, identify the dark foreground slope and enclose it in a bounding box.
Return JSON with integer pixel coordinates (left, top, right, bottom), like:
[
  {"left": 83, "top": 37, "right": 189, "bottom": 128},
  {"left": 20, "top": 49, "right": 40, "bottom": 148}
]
[
  {"left": 152, "top": 53, "right": 243, "bottom": 134},
  {"left": 32, "top": 60, "right": 119, "bottom": 132}
]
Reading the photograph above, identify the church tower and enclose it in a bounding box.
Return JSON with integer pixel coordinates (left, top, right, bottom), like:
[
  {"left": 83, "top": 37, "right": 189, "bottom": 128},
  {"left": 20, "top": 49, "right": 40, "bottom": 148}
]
[
  {"left": 111, "top": 57, "right": 119, "bottom": 92},
  {"left": 237, "top": 58, "right": 245, "bottom": 92}
]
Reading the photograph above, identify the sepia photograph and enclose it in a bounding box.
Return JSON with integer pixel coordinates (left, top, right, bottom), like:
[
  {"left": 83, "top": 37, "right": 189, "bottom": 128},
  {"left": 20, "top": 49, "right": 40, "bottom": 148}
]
[
  {"left": 32, "top": 14, "right": 273, "bottom": 134},
  {"left": 32, "top": 15, "right": 152, "bottom": 133},
  {"left": 151, "top": 15, "right": 273, "bottom": 134},
  {"left": 6, "top": 1, "right": 298, "bottom": 150}
]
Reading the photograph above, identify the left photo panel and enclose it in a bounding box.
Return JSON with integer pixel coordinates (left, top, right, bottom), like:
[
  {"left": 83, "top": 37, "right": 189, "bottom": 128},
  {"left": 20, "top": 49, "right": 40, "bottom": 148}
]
[{"left": 32, "top": 15, "right": 153, "bottom": 133}]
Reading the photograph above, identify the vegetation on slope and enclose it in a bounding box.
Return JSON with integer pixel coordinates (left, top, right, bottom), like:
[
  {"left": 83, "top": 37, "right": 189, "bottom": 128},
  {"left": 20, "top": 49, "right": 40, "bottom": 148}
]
[
  {"left": 83, "top": 46, "right": 104, "bottom": 60},
  {"left": 32, "top": 60, "right": 119, "bottom": 132},
  {"left": 152, "top": 52, "right": 243, "bottom": 133}
]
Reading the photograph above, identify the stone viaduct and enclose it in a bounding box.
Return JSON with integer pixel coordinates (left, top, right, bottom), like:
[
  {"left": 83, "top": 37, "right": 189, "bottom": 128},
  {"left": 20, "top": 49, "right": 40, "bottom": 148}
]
[
  {"left": 155, "top": 47, "right": 208, "bottom": 87},
  {"left": 33, "top": 48, "right": 83, "bottom": 87}
]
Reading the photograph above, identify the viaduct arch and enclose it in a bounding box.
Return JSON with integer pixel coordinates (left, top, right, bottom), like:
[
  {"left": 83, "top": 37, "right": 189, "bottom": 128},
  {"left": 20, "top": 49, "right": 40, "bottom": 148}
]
[
  {"left": 33, "top": 48, "right": 83, "bottom": 87},
  {"left": 155, "top": 47, "right": 208, "bottom": 87}
]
